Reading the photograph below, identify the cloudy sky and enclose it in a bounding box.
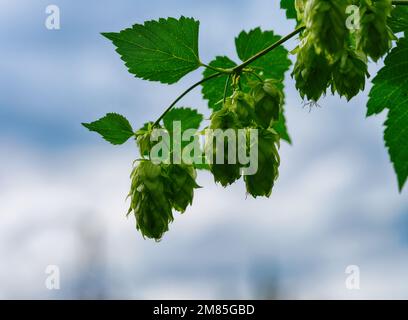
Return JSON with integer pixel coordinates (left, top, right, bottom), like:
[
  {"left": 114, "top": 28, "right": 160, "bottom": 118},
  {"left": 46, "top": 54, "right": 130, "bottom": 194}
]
[{"left": 0, "top": 0, "right": 407, "bottom": 299}]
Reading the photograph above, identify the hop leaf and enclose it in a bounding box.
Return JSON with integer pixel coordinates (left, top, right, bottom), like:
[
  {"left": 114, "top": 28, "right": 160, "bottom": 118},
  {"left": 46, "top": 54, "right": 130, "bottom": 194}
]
[
  {"left": 245, "top": 128, "right": 280, "bottom": 198},
  {"left": 128, "top": 161, "right": 174, "bottom": 240},
  {"left": 252, "top": 79, "right": 284, "bottom": 128},
  {"left": 367, "top": 37, "right": 408, "bottom": 191},
  {"left": 102, "top": 17, "right": 201, "bottom": 84},
  {"left": 357, "top": 0, "right": 395, "bottom": 62},
  {"left": 331, "top": 49, "right": 369, "bottom": 100},
  {"left": 82, "top": 113, "right": 134, "bottom": 145}
]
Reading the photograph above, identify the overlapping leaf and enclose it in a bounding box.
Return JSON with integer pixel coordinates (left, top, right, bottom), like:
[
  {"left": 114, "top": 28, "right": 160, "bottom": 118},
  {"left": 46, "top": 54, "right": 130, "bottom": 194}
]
[
  {"left": 202, "top": 28, "right": 292, "bottom": 142},
  {"left": 102, "top": 17, "right": 201, "bottom": 84},
  {"left": 202, "top": 56, "right": 237, "bottom": 111},
  {"left": 367, "top": 37, "right": 408, "bottom": 190},
  {"left": 389, "top": 6, "right": 408, "bottom": 34}
]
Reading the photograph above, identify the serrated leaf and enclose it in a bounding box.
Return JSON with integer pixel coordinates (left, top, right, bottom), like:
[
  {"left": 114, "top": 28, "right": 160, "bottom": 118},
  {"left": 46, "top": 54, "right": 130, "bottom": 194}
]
[
  {"left": 82, "top": 113, "right": 134, "bottom": 145},
  {"left": 102, "top": 16, "right": 201, "bottom": 84},
  {"left": 389, "top": 6, "right": 408, "bottom": 34},
  {"left": 273, "top": 112, "right": 292, "bottom": 144},
  {"left": 367, "top": 37, "right": 408, "bottom": 190},
  {"left": 202, "top": 56, "right": 237, "bottom": 111},
  {"left": 280, "top": 0, "right": 297, "bottom": 20},
  {"left": 202, "top": 29, "right": 292, "bottom": 143},
  {"left": 163, "top": 107, "right": 203, "bottom": 132},
  {"left": 235, "top": 28, "right": 292, "bottom": 81}
]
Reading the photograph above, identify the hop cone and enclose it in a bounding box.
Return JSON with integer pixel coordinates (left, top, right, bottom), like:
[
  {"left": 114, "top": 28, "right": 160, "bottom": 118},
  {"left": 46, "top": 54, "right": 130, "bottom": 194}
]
[
  {"left": 357, "top": 0, "right": 395, "bottom": 62},
  {"left": 252, "top": 79, "right": 283, "bottom": 128},
  {"left": 135, "top": 122, "right": 154, "bottom": 157},
  {"left": 292, "top": 41, "right": 332, "bottom": 101},
  {"left": 166, "top": 164, "right": 200, "bottom": 213},
  {"left": 244, "top": 128, "right": 280, "bottom": 198},
  {"left": 228, "top": 91, "right": 255, "bottom": 127},
  {"left": 128, "top": 161, "right": 173, "bottom": 240},
  {"left": 207, "top": 106, "right": 242, "bottom": 187},
  {"left": 331, "top": 49, "right": 369, "bottom": 100},
  {"left": 304, "top": 0, "right": 349, "bottom": 57}
]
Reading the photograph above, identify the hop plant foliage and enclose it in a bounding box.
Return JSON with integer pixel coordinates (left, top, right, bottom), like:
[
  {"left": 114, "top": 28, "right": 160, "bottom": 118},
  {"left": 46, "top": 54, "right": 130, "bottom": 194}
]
[
  {"left": 128, "top": 161, "right": 174, "bottom": 240},
  {"left": 357, "top": 0, "right": 395, "bottom": 62},
  {"left": 292, "top": 41, "right": 333, "bottom": 101},
  {"left": 304, "top": 0, "right": 349, "bottom": 57},
  {"left": 244, "top": 128, "right": 280, "bottom": 198},
  {"left": 166, "top": 164, "right": 200, "bottom": 213},
  {"left": 83, "top": 1, "right": 408, "bottom": 240},
  {"left": 331, "top": 49, "right": 369, "bottom": 100},
  {"left": 252, "top": 79, "right": 284, "bottom": 128},
  {"left": 207, "top": 104, "right": 243, "bottom": 187}
]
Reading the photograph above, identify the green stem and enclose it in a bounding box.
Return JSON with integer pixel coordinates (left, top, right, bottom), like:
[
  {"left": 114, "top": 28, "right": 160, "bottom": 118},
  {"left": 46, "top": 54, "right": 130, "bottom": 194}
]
[
  {"left": 152, "top": 0, "right": 407, "bottom": 126},
  {"left": 233, "top": 25, "right": 306, "bottom": 72},
  {"left": 223, "top": 74, "right": 232, "bottom": 103},
  {"left": 153, "top": 72, "right": 223, "bottom": 126},
  {"left": 200, "top": 62, "right": 232, "bottom": 74}
]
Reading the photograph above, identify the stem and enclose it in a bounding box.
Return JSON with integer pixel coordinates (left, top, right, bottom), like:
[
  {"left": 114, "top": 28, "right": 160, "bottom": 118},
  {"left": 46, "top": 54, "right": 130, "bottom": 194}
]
[
  {"left": 233, "top": 26, "right": 306, "bottom": 72},
  {"left": 153, "top": 72, "right": 223, "bottom": 126},
  {"left": 223, "top": 74, "right": 232, "bottom": 103},
  {"left": 200, "top": 62, "right": 231, "bottom": 74},
  {"left": 152, "top": 0, "right": 407, "bottom": 126}
]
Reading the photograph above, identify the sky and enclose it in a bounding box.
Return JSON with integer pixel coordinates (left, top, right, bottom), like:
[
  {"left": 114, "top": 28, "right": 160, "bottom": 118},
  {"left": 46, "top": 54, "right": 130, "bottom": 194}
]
[{"left": 0, "top": 0, "right": 407, "bottom": 299}]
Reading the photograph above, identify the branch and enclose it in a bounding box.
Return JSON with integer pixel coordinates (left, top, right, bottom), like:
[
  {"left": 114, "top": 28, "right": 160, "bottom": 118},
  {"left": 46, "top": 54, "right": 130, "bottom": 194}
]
[
  {"left": 233, "top": 25, "right": 306, "bottom": 72},
  {"left": 152, "top": 0, "right": 407, "bottom": 126},
  {"left": 153, "top": 72, "right": 222, "bottom": 126}
]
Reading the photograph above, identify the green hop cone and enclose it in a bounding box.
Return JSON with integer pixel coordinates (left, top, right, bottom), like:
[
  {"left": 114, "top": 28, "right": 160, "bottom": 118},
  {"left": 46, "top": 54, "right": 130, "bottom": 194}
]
[
  {"left": 128, "top": 160, "right": 173, "bottom": 240},
  {"left": 206, "top": 105, "right": 242, "bottom": 187},
  {"left": 304, "top": 0, "right": 349, "bottom": 57},
  {"left": 135, "top": 122, "right": 155, "bottom": 157},
  {"left": 166, "top": 164, "right": 200, "bottom": 213},
  {"left": 331, "top": 49, "right": 369, "bottom": 100},
  {"left": 292, "top": 40, "right": 333, "bottom": 101},
  {"left": 357, "top": 0, "right": 395, "bottom": 62},
  {"left": 227, "top": 90, "right": 256, "bottom": 127},
  {"left": 251, "top": 79, "right": 283, "bottom": 128},
  {"left": 244, "top": 128, "right": 280, "bottom": 198}
]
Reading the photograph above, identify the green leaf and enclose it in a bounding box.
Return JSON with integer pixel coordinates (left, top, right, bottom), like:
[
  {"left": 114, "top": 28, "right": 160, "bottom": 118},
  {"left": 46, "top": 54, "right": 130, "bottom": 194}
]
[
  {"left": 202, "top": 29, "right": 292, "bottom": 143},
  {"left": 202, "top": 56, "right": 237, "bottom": 111},
  {"left": 273, "top": 112, "right": 292, "bottom": 144},
  {"left": 163, "top": 107, "right": 203, "bottom": 132},
  {"left": 280, "top": 0, "right": 297, "bottom": 20},
  {"left": 102, "top": 16, "right": 201, "bottom": 84},
  {"left": 367, "top": 37, "right": 408, "bottom": 191},
  {"left": 389, "top": 6, "right": 408, "bottom": 34},
  {"left": 82, "top": 113, "right": 134, "bottom": 145},
  {"left": 235, "top": 28, "right": 292, "bottom": 81}
]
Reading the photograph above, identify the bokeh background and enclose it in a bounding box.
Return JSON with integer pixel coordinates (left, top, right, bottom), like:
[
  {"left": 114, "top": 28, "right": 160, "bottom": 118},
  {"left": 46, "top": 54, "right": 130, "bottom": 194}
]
[{"left": 1, "top": 0, "right": 407, "bottom": 299}]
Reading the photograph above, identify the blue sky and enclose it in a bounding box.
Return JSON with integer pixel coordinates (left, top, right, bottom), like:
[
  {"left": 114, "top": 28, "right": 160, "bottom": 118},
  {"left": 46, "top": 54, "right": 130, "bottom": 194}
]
[{"left": 0, "top": 0, "right": 407, "bottom": 299}]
